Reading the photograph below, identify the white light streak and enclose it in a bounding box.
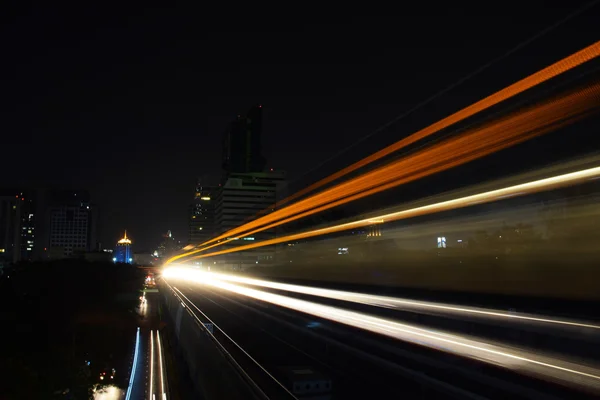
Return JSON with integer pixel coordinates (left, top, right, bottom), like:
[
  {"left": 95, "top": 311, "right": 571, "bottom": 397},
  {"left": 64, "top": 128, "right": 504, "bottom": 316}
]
[
  {"left": 164, "top": 269, "right": 600, "bottom": 393},
  {"left": 157, "top": 330, "right": 167, "bottom": 400},
  {"left": 149, "top": 330, "right": 154, "bottom": 400},
  {"left": 180, "top": 164, "right": 600, "bottom": 262},
  {"left": 180, "top": 270, "right": 600, "bottom": 330}
]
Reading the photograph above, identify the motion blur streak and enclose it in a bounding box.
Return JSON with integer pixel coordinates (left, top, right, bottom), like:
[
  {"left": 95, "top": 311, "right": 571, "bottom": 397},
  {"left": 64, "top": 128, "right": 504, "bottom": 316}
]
[
  {"left": 180, "top": 270, "right": 600, "bottom": 330},
  {"left": 187, "top": 163, "right": 600, "bottom": 260},
  {"left": 157, "top": 330, "right": 167, "bottom": 400},
  {"left": 163, "top": 269, "right": 600, "bottom": 392},
  {"left": 169, "top": 40, "right": 600, "bottom": 261},
  {"left": 149, "top": 330, "right": 154, "bottom": 400},
  {"left": 169, "top": 80, "right": 600, "bottom": 265},
  {"left": 124, "top": 327, "right": 140, "bottom": 400},
  {"left": 269, "top": 40, "right": 600, "bottom": 208}
]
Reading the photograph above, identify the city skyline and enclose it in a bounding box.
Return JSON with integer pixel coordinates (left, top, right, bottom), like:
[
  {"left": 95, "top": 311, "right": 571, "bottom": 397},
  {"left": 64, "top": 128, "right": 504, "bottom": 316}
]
[
  {"left": 2, "top": 4, "right": 598, "bottom": 249},
  {"left": 3, "top": 4, "right": 600, "bottom": 399}
]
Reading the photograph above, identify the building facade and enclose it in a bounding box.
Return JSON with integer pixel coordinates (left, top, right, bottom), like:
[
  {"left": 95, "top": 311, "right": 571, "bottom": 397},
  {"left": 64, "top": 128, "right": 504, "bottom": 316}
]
[
  {"left": 46, "top": 190, "right": 97, "bottom": 259},
  {"left": 0, "top": 195, "right": 22, "bottom": 266},
  {"left": 156, "top": 230, "right": 181, "bottom": 259},
  {"left": 19, "top": 194, "right": 36, "bottom": 261},
  {"left": 188, "top": 182, "right": 217, "bottom": 246},
  {"left": 113, "top": 231, "right": 133, "bottom": 263},
  {"left": 215, "top": 170, "right": 286, "bottom": 268},
  {"left": 222, "top": 105, "right": 266, "bottom": 174}
]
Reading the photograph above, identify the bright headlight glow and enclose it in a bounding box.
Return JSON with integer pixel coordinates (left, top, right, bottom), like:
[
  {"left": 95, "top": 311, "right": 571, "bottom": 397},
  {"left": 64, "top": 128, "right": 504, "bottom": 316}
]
[
  {"left": 165, "top": 269, "right": 600, "bottom": 330},
  {"left": 164, "top": 267, "right": 600, "bottom": 393}
]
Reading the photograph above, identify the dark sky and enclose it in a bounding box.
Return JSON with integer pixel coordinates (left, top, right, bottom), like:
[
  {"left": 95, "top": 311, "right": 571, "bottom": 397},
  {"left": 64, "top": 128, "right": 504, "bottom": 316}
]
[{"left": 2, "top": 2, "right": 599, "bottom": 250}]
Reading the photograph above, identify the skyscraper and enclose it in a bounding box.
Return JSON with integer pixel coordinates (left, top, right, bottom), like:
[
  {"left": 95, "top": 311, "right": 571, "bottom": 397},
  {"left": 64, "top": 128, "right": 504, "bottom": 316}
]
[
  {"left": 157, "top": 230, "right": 180, "bottom": 259},
  {"left": 0, "top": 194, "right": 22, "bottom": 266},
  {"left": 19, "top": 193, "right": 36, "bottom": 261},
  {"left": 189, "top": 181, "right": 217, "bottom": 246},
  {"left": 45, "top": 190, "right": 97, "bottom": 259},
  {"left": 222, "top": 105, "right": 266, "bottom": 174},
  {"left": 113, "top": 231, "right": 133, "bottom": 264},
  {"left": 214, "top": 169, "right": 287, "bottom": 269}
]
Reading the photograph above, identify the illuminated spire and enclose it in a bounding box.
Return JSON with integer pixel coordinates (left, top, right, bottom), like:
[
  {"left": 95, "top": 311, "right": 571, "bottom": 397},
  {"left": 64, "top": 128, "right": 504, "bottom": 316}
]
[{"left": 118, "top": 230, "right": 132, "bottom": 245}]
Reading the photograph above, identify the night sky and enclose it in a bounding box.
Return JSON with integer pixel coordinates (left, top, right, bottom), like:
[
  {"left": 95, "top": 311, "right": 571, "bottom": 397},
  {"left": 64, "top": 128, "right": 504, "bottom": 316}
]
[{"left": 2, "top": 3, "right": 599, "bottom": 250}]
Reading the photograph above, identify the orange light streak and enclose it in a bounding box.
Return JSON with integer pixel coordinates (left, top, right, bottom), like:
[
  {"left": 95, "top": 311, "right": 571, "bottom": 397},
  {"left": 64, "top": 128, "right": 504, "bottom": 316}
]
[
  {"left": 245, "top": 42, "right": 600, "bottom": 218},
  {"left": 199, "top": 42, "right": 600, "bottom": 245},
  {"left": 168, "top": 82, "right": 600, "bottom": 264},
  {"left": 188, "top": 161, "right": 600, "bottom": 261}
]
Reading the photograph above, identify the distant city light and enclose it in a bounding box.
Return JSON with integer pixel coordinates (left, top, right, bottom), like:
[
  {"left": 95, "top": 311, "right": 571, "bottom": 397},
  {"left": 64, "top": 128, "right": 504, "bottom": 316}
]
[
  {"left": 117, "top": 231, "right": 132, "bottom": 245},
  {"left": 112, "top": 257, "right": 117, "bottom": 262},
  {"left": 437, "top": 236, "right": 447, "bottom": 248},
  {"left": 200, "top": 196, "right": 211, "bottom": 201}
]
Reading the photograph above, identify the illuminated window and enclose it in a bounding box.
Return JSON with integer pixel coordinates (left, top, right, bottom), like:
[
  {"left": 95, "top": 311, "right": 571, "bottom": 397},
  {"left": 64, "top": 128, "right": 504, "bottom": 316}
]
[{"left": 437, "top": 237, "right": 447, "bottom": 248}]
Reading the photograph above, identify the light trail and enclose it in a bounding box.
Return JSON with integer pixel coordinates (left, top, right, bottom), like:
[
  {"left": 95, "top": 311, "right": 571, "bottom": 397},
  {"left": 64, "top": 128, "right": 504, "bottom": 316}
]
[
  {"left": 170, "top": 269, "right": 600, "bottom": 330},
  {"left": 166, "top": 40, "right": 600, "bottom": 266},
  {"left": 157, "top": 330, "right": 167, "bottom": 400},
  {"left": 268, "top": 40, "right": 600, "bottom": 209},
  {"left": 167, "top": 283, "right": 298, "bottom": 399},
  {"left": 149, "top": 330, "right": 154, "bottom": 400},
  {"left": 169, "top": 81, "right": 600, "bottom": 265},
  {"left": 164, "top": 270, "right": 600, "bottom": 393},
  {"left": 186, "top": 163, "right": 600, "bottom": 260},
  {"left": 124, "top": 327, "right": 140, "bottom": 400}
]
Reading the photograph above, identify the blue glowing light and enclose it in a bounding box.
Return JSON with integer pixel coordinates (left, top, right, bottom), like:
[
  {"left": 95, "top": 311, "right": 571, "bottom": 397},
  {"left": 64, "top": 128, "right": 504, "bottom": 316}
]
[{"left": 125, "top": 327, "right": 140, "bottom": 400}]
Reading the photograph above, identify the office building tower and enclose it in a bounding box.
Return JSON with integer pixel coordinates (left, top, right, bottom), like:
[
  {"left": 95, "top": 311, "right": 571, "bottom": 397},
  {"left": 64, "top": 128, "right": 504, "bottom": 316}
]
[
  {"left": 157, "top": 230, "right": 179, "bottom": 259},
  {"left": 189, "top": 182, "right": 217, "bottom": 246},
  {"left": 215, "top": 170, "right": 286, "bottom": 269},
  {"left": 113, "top": 231, "right": 133, "bottom": 264},
  {"left": 46, "top": 190, "right": 97, "bottom": 259},
  {"left": 19, "top": 193, "right": 36, "bottom": 261},
  {"left": 222, "top": 105, "right": 266, "bottom": 174},
  {"left": 0, "top": 194, "right": 22, "bottom": 266}
]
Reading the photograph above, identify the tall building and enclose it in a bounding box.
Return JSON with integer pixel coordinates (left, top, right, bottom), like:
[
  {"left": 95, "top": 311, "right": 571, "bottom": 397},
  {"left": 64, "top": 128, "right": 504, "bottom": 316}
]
[
  {"left": 0, "top": 194, "right": 22, "bottom": 266},
  {"left": 157, "top": 230, "right": 180, "bottom": 259},
  {"left": 45, "top": 190, "right": 97, "bottom": 259},
  {"left": 19, "top": 193, "right": 36, "bottom": 261},
  {"left": 188, "top": 182, "right": 217, "bottom": 246},
  {"left": 222, "top": 105, "right": 266, "bottom": 174},
  {"left": 113, "top": 231, "right": 133, "bottom": 264},
  {"left": 215, "top": 170, "right": 287, "bottom": 269}
]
